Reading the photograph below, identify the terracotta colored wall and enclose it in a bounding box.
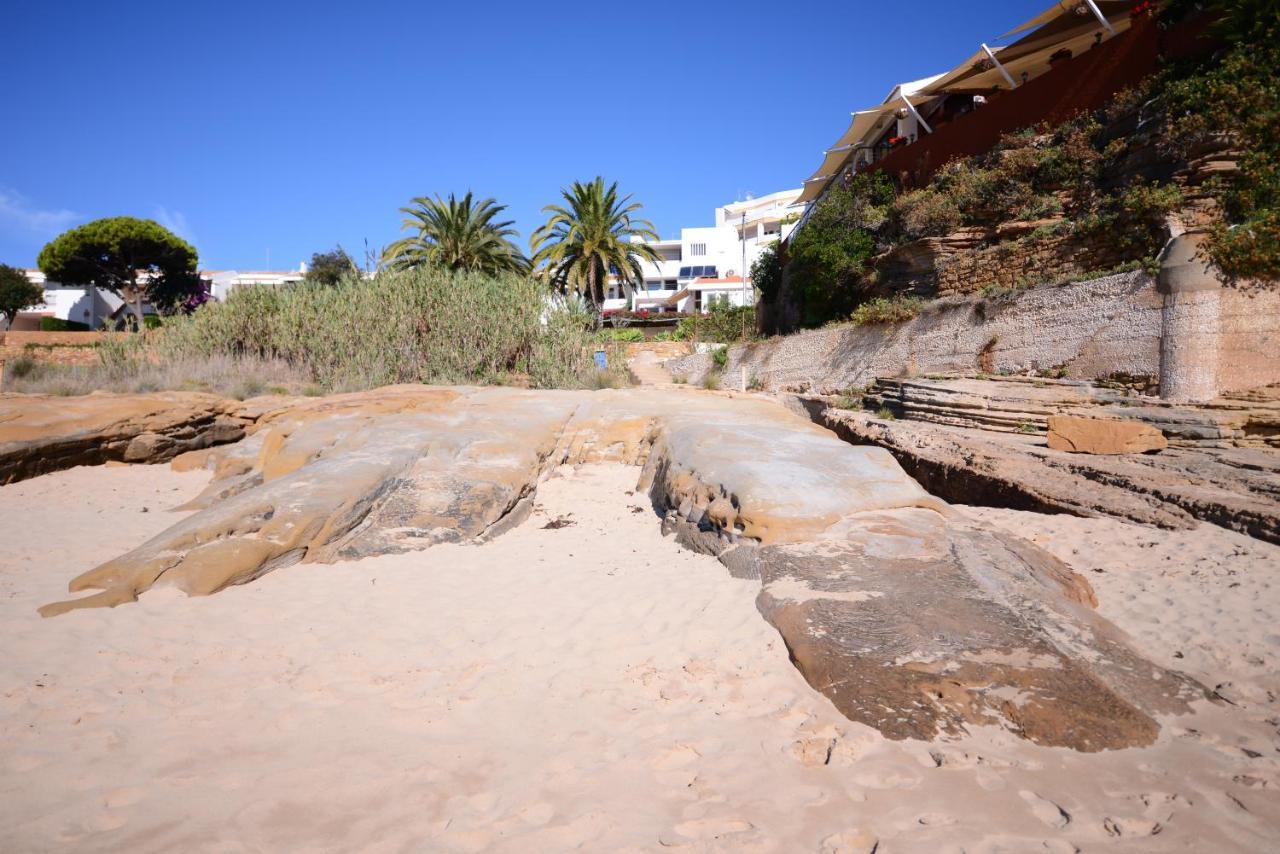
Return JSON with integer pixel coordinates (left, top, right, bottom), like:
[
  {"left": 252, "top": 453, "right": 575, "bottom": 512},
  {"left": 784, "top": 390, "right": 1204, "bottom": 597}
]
[
  {"left": 871, "top": 14, "right": 1165, "bottom": 188},
  {"left": 0, "top": 332, "right": 105, "bottom": 369}
]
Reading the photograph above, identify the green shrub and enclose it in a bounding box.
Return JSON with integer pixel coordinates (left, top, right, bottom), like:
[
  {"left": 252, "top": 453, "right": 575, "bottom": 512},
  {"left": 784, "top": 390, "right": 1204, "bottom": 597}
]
[
  {"left": 144, "top": 315, "right": 162, "bottom": 329},
  {"left": 6, "top": 354, "right": 40, "bottom": 380},
  {"left": 159, "top": 267, "right": 595, "bottom": 390},
  {"left": 596, "top": 327, "right": 644, "bottom": 343},
  {"left": 674, "top": 302, "right": 755, "bottom": 343},
  {"left": 1076, "top": 181, "right": 1183, "bottom": 261},
  {"left": 38, "top": 317, "right": 90, "bottom": 332},
  {"left": 711, "top": 346, "right": 729, "bottom": 368},
  {"left": 889, "top": 189, "right": 961, "bottom": 239},
  {"left": 850, "top": 295, "right": 925, "bottom": 325},
  {"left": 786, "top": 178, "right": 889, "bottom": 326},
  {"left": 701, "top": 372, "right": 721, "bottom": 391},
  {"left": 875, "top": 406, "right": 896, "bottom": 420}
]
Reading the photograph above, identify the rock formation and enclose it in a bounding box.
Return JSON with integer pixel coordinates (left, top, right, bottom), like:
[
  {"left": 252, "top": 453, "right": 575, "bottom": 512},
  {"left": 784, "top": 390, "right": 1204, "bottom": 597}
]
[
  {"left": 815, "top": 403, "right": 1280, "bottom": 543},
  {"left": 0, "top": 392, "right": 249, "bottom": 484},
  {"left": 1046, "top": 414, "right": 1168, "bottom": 454},
  {"left": 28, "top": 385, "right": 1207, "bottom": 750}
]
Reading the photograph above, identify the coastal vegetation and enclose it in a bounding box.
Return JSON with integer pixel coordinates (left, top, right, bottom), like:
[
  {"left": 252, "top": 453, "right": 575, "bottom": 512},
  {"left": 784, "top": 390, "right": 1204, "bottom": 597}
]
[
  {"left": 7, "top": 268, "right": 604, "bottom": 396},
  {"left": 530, "top": 177, "right": 661, "bottom": 323}
]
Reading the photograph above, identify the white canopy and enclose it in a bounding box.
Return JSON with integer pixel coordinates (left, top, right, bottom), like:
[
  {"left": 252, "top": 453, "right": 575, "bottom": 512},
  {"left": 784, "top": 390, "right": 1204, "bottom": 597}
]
[
  {"left": 999, "top": 0, "right": 1078, "bottom": 39},
  {"left": 941, "top": 18, "right": 1132, "bottom": 92}
]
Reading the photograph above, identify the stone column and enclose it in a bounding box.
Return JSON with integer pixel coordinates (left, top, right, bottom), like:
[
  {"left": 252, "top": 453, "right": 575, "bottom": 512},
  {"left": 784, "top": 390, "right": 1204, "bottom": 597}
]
[{"left": 1158, "top": 232, "right": 1221, "bottom": 402}]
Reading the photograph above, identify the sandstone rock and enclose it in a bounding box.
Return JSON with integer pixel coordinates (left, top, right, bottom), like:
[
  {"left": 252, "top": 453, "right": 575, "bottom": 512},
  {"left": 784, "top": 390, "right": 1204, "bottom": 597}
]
[
  {"left": 33, "top": 386, "right": 1206, "bottom": 751},
  {"left": 1047, "top": 415, "right": 1167, "bottom": 454},
  {"left": 818, "top": 405, "right": 1280, "bottom": 543},
  {"left": 0, "top": 392, "right": 249, "bottom": 483}
]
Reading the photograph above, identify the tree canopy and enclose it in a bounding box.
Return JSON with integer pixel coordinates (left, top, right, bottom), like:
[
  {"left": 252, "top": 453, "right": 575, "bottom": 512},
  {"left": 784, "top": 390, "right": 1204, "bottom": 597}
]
[
  {"left": 530, "top": 177, "right": 661, "bottom": 317},
  {"left": 381, "top": 193, "right": 527, "bottom": 275},
  {"left": 0, "top": 264, "right": 45, "bottom": 328},
  {"left": 305, "top": 246, "right": 358, "bottom": 286},
  {"left": 37, "top": 217, "right": 201, "bottom": 321}
]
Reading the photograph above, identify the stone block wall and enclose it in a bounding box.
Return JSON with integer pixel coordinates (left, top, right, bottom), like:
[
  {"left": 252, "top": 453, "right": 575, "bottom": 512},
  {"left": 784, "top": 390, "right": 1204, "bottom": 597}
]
[
  {"left": 0, "top": 331, "right": 105, "bottom": 368},
  {"left": 673, "top": 271, "right": 1280, "bottom": 398},
  {"left": 934, "top": 232, "right": 1133, "bottom": 297}
]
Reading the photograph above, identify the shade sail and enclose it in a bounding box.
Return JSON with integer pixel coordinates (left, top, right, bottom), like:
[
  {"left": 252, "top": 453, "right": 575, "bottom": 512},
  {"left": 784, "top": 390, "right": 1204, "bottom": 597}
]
[
  {"left": 999, "top": 1, "right": 1132, "bottom": 41},
  {"left": 942, "top": 19, "right": 1133, "bottom": 92},
  {"left": 802, "top": 94, "right": 937, "bottom": 186},
  {"left": 999, "top": 0, "right": 1077, "bottom": 39},
  {"left": 795, "top": 179, "right": 833, "bottom": 206},
  {"left": 921, "top": 48, "right": 1005, "bottom": 94}
]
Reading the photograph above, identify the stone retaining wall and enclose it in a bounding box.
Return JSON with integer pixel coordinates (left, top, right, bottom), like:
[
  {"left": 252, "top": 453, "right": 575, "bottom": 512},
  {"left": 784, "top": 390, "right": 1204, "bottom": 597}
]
[
  {"left": 935, "top": 233, "right": 1132, "bottom": 297},
  {"left": 669, "top": 272, "right": 1280, "bottom": 398},
  {"left": 0, "top": 331, "right": 105, "bottom": 368}
]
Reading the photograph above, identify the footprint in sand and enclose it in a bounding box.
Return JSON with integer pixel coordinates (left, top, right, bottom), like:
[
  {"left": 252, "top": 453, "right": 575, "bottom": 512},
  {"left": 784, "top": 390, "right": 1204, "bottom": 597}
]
[
  {"left": 788, "top": 736, "right": 836, "bottom": 766},
  {"left": 104, "top": 786, "right": 146, "bottom": 808},
  {"left": 1102, "top": 815, "right": 1163, "bottom": 837},
  {"left": 518, "top": 802, "right": 555, "bottom": 826},
  {"left": 819, "top": 829, "right": 878, "bottom": 854},
  {"left": 652, "top": 743, "right": 701, "bottom": 787},
  {"left": 652, "top": 744, "right": 701, "bottom": 770},
  {"left": 671, "top": 817, "right": 753, "bottom": 839},
  {"left": 1019, "top": 790, "right": 1071, "bottom": 829}
]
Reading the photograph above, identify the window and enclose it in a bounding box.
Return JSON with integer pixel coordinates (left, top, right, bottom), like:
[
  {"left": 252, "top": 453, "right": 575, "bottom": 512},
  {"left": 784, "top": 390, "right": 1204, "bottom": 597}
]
[{"left": 690, "top": 243, "right": 707, "bottom": 256}]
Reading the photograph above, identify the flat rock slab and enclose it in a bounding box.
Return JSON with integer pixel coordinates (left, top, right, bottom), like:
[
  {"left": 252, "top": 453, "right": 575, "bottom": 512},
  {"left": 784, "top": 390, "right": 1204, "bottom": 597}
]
[
  {"left": 1047, "top": 414, "right": 1168, "bottom": 454},
  {"left": 21, "top": 385, "right": 1208, "bottom": 750}
]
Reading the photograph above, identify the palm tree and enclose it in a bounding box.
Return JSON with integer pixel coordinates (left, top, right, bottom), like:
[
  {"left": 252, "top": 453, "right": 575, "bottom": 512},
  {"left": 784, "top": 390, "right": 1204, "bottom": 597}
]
[
  {"left": 530, "top": 177, "right": 662, "bottom": 323},
  {"left": 381, "top": 192, "right": 528, "bottom": 274}
]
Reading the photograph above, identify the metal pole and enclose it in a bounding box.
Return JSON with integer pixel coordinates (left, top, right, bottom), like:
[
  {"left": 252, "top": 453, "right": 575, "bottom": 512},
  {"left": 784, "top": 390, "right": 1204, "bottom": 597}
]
[
  {"left": 1082, "top": 0, "right": 1117, "bottom": 36},
  {"left": 899, "top": 93, "right": 933, "bottom": 134},
  {"left": 981, "top": 43, "right": 1018, "bottom": 89},
  {"left": 741, "top": 211, "right": 748, "bottom": 341}
]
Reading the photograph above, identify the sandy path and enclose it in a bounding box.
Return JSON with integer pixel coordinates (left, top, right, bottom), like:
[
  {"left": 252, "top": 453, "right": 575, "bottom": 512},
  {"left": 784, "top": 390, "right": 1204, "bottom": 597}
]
[{"left": 2, "top": 464, "right": 1278, "bottom": 852}]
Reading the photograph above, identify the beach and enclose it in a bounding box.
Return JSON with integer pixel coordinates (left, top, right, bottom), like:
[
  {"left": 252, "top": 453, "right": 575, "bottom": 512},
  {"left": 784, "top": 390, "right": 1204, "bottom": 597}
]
[{"left": 2, "top": 461, "right": 1277, "bottom": 852}]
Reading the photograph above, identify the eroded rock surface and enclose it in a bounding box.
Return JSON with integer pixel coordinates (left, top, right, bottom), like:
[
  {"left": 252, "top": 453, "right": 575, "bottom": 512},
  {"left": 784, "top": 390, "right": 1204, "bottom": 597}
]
[
  {"left": 1047, "top": 414, "right": 1168, "bottom": 454},
  {"left": 818, "top": 405, "right": 1280, "bottom": 543},
  {"left": 31, "top": 385, "right": 1207, "bottom": 749},
  {"left": 0, "top": 392, "right": 248, "bottom": 483}
]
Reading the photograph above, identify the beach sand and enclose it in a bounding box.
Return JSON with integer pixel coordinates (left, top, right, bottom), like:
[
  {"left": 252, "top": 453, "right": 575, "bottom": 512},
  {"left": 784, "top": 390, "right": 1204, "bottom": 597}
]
[{"left": 2, "top": 462, "right": 1277, "bottom": 852}]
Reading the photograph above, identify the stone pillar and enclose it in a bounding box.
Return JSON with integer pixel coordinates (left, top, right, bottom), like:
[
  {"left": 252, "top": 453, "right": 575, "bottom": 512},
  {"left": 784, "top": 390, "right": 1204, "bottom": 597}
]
[{"left": 1158, "top": 233, "right": 1221, "bottom": 402}]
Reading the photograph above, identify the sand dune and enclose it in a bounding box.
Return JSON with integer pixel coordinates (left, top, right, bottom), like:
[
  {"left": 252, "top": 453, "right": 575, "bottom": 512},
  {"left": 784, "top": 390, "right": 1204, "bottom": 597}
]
[{"left": 2, "top": 463, "right": 1278, "bottom": 852}]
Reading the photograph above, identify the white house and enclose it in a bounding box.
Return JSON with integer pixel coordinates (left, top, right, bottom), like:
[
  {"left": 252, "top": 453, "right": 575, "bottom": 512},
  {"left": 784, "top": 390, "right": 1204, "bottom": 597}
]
[
  {"left": 205, "top": 265, "right": 306, "bottom": 302},
  {"left": 16, "top": 263, "right": 308, "bottom": 329},
  {"left": 606, "top": 188, "right": 803, "bottom": 315},
  {"left": 19, "top": 269, "right": 133, "bottom": 330}
]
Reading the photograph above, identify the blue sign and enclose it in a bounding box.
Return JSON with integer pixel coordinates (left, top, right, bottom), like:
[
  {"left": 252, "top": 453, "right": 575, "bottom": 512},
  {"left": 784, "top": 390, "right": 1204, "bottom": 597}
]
[{"left": 593, "top": 350, "right": 608, "bottom": 370}]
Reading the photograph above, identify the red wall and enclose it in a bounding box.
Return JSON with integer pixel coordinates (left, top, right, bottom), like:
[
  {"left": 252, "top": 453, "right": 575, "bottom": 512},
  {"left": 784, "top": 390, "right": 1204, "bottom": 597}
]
[{"left": 869, "top": 13, "right": 1175, "bottom": 188}]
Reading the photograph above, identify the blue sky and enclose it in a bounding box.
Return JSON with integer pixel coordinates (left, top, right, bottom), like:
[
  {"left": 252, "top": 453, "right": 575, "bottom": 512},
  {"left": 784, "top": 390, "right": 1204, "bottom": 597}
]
[{"left": 1, "top": 0, "right": 1046, "bottom": 270}]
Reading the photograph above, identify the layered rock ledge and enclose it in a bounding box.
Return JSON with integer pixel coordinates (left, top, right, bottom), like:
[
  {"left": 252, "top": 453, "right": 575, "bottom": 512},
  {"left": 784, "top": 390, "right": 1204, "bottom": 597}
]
[
  {"left": 0, "top": 392, "right": 250, "bottom": 483},
  {"left": 26, "top": 386, "right": 1207, "bottom": 750}
]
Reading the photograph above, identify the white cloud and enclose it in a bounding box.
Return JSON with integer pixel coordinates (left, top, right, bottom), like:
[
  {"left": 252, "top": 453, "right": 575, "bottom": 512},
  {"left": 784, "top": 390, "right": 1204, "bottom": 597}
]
[
  {"left": 0, "top": 188, "right": 79, "bottom": 235},
  {"left": 153, "top": 205, "right": 199, "bottom": 249}
]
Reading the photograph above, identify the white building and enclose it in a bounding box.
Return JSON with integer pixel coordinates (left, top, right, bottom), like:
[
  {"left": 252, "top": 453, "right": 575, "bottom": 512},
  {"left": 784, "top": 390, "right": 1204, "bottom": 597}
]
[
  {"left": 605, "top": 188, "right": 803, "bottom": 315},
  {"left": 18, "top": 269, "right": 134, "bottom": 330},
  {"left": 16, "top": 264, "right": 308, "bottom": 330}
]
